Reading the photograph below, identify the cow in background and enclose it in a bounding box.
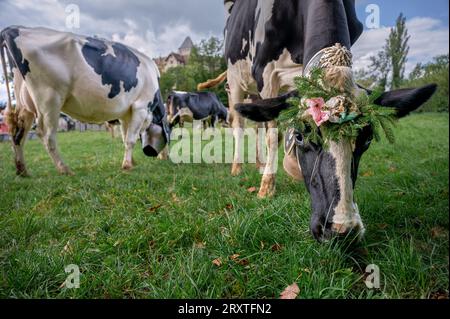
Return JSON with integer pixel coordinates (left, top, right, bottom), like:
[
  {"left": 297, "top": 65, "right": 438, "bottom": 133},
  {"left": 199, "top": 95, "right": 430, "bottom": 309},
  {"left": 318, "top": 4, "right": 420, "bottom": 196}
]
[
  {"left": 1, "top": 26, "right": 170, "bottom": 176},
  {"left": 105, "top": 119, "right": 121, "bottom": 138},
  {"left": 167, "top": 91, "right": 229, "bottom": 129}
]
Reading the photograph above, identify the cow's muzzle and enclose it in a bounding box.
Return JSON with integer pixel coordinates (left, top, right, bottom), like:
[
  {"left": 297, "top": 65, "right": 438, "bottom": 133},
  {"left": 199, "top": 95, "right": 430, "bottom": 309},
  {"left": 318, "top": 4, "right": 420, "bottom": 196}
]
[
  {"left": 142, "top": 123, "right": 166, "bottom": 157},
  {"left": 310, "top": 212, "right": 365, "bottom": 243}
]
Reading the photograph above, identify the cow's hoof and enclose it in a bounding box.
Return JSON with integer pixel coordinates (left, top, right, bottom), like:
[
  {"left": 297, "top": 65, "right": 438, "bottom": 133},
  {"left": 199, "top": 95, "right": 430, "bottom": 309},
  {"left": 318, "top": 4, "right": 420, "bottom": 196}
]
[
  {"left": 255, "top": 161, "right": 265, "bottom": 171},
  {"left": 15, "top": 162, "right": 29, "bottom": 177},
  {"left": 16, "top": 170, "right": 30, "bottom": 178},
  {"left": 59, "top": 166, "right": 75, "bottom": 176},
  {"left": 258, "top": 174, "right": 276, "bottom": 198},
  {"left": 122, "top": 162, "right": 133, "bottom": 171},
  {"left": 231, "top": 163, "right": 242, "bottom": 176}
]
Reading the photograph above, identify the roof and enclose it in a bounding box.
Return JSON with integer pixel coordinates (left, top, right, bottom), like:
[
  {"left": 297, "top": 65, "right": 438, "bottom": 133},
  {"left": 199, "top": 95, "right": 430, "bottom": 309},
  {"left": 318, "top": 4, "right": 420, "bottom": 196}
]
[
  {"left": 165, "top": 53, "right": 186, "bottom": 64},
  {"left": 179, "top": 36, "right": 194, "bottom": 50}
]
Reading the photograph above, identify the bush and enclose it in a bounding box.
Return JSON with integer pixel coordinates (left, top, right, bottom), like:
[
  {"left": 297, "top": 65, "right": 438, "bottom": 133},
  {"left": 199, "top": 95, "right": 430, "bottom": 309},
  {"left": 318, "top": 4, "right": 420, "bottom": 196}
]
[{"left": 403, "top": 55, "right": 449, "bottom": 113}]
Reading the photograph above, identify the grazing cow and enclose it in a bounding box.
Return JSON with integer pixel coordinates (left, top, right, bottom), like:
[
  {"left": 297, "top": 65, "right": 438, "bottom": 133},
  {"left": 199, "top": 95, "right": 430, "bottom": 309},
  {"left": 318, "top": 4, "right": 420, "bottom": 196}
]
[
  {"left": 105, "top": 119, "right": 121, "bottom": 138},
  {"left": 59, "top": 114, "right": 76, "bottom": 132},
  {"left": 1, "top": 26, "right": 170, "bottom": 176},
  {"left": 225, "top": 0, "right": 436, "bottom": 240},
  {"left": 167, "top": 91, "right": 229, "bottom": 129}
]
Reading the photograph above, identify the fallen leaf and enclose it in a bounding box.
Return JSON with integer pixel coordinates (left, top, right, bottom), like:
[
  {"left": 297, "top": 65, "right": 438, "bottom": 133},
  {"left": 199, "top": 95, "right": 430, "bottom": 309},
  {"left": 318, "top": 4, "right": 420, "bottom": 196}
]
[
  {"left": 61, "top": 241, "right": 73, "bottom": 255},
  {"left": 302, "top": 268, "right": 311, "bottom": 273},
  {"left": 362, "top": 171, "right": 374, "bottom": 177},
  {"left": 212, "top": 258, "right": 222, "bottom": 267},
  {"left": 389, "top": 166, "right": 397, "bottom": 172},
  {"left": 148, "top": 204, "right": 162, "bottom": 213},
  {"left": 377, "top": 223, "right": 389, "bottom": 230},
  {"left": 194, "top": 242, "right": 206, "bottom": 249},
  {"left": 171, "top": 193, "right": 180, "bottom": 203},
  {"left": 430, "top": 289, "right": 449, "bottom": 299},
  {"left": 225, "top": 203, "right": 233, "bottom": 210},
  {"left": 247, "top": 187, "right": 257, "bottom": 193},
  {"left": 431, "top": 226, "right": 447, "bottom": 239},
  {"left": 280, "top": 283, "right": 300, "bottom": 299},
  {"left": 271, "top": 243, "right": 283, "bottom": 252},
  {"left": 238, "top": 259, "right": 249, "bottom": 266},
  {"left": 192, "top": 186, "right": 198, "bottom": 191},
  {"left": 230, "top": 254, "right": 240, "bottom": 261}
]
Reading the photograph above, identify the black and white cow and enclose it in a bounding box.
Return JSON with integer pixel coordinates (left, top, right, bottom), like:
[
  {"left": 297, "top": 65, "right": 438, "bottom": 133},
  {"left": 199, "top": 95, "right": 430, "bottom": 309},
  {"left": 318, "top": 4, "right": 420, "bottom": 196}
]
[
  {"left": 224, "top": 0, "right": 436, "bottom": 240},
  {"left": 167, "top": 91, "right": 229, "bottom": 129},
  {"left": 1, "top": 26, "right": 170, "bottom": 176}
]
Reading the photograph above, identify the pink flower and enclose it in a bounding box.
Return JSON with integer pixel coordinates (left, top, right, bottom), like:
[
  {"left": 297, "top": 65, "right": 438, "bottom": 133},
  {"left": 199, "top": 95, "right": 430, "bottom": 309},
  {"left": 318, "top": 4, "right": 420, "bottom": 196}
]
[{"left": 306, "top": 98, "right": 329, "bottom": 126}]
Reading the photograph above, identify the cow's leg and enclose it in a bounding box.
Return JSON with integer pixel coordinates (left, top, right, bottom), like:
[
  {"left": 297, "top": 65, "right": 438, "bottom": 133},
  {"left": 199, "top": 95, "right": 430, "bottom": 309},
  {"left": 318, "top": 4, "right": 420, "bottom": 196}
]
[
  {"left": 41, "top": 109, "right": 73, "bottom": 175},
  {"left": 119, "top": 119, "right": 135, "bottom": 166},
  {"left": 9, "top": 108, "right": 35, "bottom": 176},
  {"left": 120, "top": 119, "right": 129, "bottom": 145},
  {"left": 121, "top": 103, "right": 147, "bottom": 170},
  {"left": 258, "top": 119, "right": 278, "bottom": 198},
  {"left": 257, "top": 79, "right": 281, "bottom": 198},
  {"left": 255, "top": 122, "right": 266, "bottom": 171},
  {"left": 211, "top": 116, "right": 217, "bottom": 129},
  {"left": 228, "top": 84, "right": 245, "bottom": 176}
]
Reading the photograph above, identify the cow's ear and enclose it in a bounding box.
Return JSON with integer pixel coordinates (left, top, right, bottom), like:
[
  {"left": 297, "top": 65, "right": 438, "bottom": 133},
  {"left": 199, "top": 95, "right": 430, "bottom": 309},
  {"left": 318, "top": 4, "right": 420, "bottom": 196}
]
[
  {"left": 235, "top": 91, "right": 298, "bottom": 122},
  {"left": 374, "top": 84, "right": 437, "bottom": 118}
]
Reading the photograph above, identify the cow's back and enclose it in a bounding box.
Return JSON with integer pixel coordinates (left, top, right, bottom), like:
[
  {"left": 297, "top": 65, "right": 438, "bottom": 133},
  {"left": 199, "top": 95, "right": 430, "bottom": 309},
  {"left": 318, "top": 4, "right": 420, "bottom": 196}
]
[{"left": 1, "top": 26, "right": 160, "bottom": 123}]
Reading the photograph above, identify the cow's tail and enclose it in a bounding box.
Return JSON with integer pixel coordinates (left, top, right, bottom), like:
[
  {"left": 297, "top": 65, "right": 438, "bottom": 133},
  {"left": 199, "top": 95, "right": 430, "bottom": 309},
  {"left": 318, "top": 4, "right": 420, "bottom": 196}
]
[
  {"left": 0, "top": 32, "right": 18, "bottom": 136},
  {"left": 197, "top": 70, "right": 227, "bottom": 91}
]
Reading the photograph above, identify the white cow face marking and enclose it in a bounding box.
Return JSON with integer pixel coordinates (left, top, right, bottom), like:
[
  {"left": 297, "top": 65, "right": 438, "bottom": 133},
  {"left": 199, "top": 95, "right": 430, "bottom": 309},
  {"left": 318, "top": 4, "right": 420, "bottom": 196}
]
[{"left": 294, "top": 130, "right": 372, "bottom": 242}]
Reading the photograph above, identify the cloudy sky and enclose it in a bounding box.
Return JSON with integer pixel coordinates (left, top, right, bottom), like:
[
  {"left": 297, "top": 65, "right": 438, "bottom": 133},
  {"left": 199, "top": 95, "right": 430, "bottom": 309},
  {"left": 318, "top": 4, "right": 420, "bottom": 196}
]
[{"left": 0, "top": 0, "right": 448, "bottom": 100}]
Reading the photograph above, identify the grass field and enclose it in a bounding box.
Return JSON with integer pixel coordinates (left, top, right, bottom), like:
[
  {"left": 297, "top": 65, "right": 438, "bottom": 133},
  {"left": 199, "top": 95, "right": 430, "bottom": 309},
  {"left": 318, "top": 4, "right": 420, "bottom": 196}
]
[{"left": 0, "top": 113, "right": 448, "bottom": 299}]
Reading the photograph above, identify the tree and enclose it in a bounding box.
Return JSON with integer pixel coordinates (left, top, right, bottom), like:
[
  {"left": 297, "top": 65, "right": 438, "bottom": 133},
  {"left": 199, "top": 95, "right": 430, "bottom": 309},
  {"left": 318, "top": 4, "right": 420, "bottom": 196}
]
[
  {"left": 387, "top": 14, "right": 410, "bottom": 89},
  {"left": 368, "top": 13, "right": 410, "bottom": 90},
  {"left": 404, "top": 54, "right": 449, "bottom": 112},
  {"left": 369, "top": 50, "right": 391, "bottom": 90},
  {"left": 159, "top": 36, "right": 228, "bottom": 105},
  {"left": 354, "top": 68, "right": 378, "bottom": 89}
]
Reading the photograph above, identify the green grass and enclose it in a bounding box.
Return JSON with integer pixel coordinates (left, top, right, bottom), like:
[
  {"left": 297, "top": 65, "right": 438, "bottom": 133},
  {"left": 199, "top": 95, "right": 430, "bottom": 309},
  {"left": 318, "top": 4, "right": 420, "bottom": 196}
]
[{"left": 0, "top": 113, "right": 448, "bottom": 299}]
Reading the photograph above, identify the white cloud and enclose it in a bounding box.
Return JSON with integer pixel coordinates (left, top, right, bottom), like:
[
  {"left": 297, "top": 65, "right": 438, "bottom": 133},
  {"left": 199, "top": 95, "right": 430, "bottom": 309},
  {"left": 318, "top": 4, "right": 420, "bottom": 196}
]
[
  {"left": 0, "top": 0, "right": 224, "bottom": 58},
  {"left": 352, "top": 17, "right": 449, "bottom": 74},
  {"left": 111, "top": 22, "right": 210, "bottom": 58},
  {"left": 0, "top": 83, "right": 7, "bottom": 104}
]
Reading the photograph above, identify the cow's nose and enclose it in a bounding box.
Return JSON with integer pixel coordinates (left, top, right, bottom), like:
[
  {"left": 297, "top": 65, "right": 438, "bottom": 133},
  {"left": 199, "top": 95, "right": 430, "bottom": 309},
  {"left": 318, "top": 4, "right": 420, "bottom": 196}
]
[
  {"left": 311, "top": 219, "right": 365, "bottom": 243},
  {"left": 330, "top": 222, "right": 365, "bottom": 241}
]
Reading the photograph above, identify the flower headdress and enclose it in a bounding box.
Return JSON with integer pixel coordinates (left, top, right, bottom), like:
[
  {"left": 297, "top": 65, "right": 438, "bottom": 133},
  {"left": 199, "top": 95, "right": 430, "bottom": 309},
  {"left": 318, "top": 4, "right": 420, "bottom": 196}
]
[{"left": 279, "top": 44, "right": 397, "bottom": 147}]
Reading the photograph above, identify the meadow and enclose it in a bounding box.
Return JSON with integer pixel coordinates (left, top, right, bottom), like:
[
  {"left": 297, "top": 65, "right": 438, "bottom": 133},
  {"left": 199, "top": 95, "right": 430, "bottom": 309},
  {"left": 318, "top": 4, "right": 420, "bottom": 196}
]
[{"left": 0, "top": 113, "right": 448, "bottom": 299}]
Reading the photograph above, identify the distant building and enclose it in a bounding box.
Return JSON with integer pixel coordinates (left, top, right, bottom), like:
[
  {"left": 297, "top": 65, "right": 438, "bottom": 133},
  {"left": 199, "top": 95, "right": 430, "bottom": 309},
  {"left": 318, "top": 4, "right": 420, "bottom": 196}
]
[
  {"left": 178, "top": 36, "right": 194, "bottom": 58},
  {"left": 155, "top": 36, "right": 194, "bottom": 73}
]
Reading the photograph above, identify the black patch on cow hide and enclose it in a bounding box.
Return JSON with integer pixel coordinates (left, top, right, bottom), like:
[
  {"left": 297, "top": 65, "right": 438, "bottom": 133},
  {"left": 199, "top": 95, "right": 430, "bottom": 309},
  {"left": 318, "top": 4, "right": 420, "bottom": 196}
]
[
  {"left": 224, "top": 0, "right": 363, "bottom": 92},
  {"left": 81, "top": 37, "right": 140, "bottom": 99},
  {"left": 0, "top": 26, "right": 31, "bottom": 78}
]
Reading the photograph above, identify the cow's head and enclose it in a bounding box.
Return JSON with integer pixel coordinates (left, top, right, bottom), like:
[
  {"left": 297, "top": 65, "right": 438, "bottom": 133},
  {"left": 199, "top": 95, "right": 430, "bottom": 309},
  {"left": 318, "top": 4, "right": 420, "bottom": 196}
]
[
  {"left": 236, "top": 83, "right": 437, "bottom": 242},
  {"left": 141, "top": 89, "right": 170, "bottom": 157},
  {"left": 166, "top": 91, "right": 188, "bottom": 124}
]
